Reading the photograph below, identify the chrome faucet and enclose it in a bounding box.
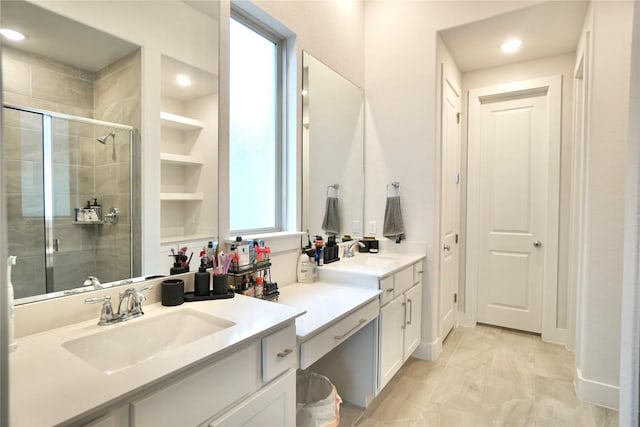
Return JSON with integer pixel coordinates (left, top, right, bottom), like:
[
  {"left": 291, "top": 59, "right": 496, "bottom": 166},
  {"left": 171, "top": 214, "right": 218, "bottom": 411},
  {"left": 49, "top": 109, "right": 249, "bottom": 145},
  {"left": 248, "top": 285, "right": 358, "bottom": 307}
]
[
  {"left": 83, "top": 275, "right": 102, "bottom": 289},
  {"left": 343, "top": 240, "right": 366, "bottom": 258},
  {"left": 85, "top": 285, "right": 153, "bottom": 326}
]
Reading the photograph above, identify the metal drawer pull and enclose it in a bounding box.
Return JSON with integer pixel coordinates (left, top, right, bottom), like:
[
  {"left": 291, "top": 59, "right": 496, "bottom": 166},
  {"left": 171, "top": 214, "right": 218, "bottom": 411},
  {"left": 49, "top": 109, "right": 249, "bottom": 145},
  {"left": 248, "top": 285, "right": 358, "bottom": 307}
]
[
  {"left": 277, "top": 348, "right": 293, "bottom": 358},
  {"left": 386, "top": 288, "right": 394, "bottom": 293},
  {"left": 334, "top": 318, "right": 367, "bottom": 340},
  {"left": 407, "top": 299, "right": 413, "bottom": 325},
  {"left": 402, "top": 302, "right": 407, "bottom": 329}
]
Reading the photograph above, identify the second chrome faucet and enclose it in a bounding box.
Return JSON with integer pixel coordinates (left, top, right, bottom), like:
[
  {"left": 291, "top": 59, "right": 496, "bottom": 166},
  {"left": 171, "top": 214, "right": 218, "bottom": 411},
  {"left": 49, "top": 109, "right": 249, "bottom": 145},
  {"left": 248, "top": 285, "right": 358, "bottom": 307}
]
[{"left": 85, "top": 285, "right": 153, "bottom": 326}]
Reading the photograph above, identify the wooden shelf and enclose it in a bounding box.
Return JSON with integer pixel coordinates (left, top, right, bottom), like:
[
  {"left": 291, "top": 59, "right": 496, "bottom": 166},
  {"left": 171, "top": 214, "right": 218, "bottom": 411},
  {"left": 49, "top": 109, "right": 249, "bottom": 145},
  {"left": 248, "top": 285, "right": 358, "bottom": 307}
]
[
  {"left": 160, "top": 192, "right": 204, "bottom": 201},
  {"left": 160, "top": 153, "right": 204, "bottom": 166},
  {"left": 160, "top": 111, "right": 204, "bottom": 131}
]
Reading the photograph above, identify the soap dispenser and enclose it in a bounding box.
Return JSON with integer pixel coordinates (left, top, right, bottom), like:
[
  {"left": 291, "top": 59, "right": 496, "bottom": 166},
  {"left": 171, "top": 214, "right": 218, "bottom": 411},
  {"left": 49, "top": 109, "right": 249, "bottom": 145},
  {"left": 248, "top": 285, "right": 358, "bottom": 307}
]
[
  {"left": 194, "top": 259, "right": 211, "bottom": 297},
  {"left": 297, "top": 251, "right": 317, "bottom": 284}
]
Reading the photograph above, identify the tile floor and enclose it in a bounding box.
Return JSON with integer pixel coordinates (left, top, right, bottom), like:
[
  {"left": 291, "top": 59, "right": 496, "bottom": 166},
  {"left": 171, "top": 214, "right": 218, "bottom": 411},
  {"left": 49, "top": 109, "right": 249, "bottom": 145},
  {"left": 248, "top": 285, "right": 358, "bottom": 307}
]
[{"left": 348, "top": 324, "right": 618, "bottom": 426}]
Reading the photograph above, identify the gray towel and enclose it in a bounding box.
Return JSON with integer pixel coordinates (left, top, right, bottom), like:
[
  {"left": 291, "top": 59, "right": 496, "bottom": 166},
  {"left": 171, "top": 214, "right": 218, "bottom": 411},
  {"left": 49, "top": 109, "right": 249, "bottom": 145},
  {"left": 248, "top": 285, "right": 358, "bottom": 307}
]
[
  {"left": 322, "top": 196, "right": 341, "bottom": 236},
  {"left": 383, "top": 196, "right": 405, "bottom": 243}
]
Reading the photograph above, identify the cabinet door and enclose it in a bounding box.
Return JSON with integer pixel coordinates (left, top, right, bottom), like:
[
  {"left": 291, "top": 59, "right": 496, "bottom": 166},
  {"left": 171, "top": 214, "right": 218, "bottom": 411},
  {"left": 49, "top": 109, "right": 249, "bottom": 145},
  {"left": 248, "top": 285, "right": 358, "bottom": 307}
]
[
  {"left": 379, "top": 296, "right": 405, "bottom": 390},
  {"left": 403, "top": 284, "right": 422, "bottom": 361},
  {"left": 210, "top": 369, "right": 296, "bottom": 427}
]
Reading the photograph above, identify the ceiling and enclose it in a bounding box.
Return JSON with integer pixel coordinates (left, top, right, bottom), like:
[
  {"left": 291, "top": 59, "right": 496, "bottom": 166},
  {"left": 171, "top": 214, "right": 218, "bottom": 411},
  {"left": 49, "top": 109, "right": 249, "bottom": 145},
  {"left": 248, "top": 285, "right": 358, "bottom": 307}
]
[
  {"left": 439, "top": 1, "right": 589, "bottom": 73},
  {"left": 1, "top": 0, "right": 139, "bottom": 72}
]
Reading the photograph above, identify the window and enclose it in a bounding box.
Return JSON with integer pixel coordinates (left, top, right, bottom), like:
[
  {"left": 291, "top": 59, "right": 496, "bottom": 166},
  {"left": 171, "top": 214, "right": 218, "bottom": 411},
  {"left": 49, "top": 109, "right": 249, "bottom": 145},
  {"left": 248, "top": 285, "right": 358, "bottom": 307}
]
[{"left": 229, "top": 15, "right": 283, "bottom": 233}]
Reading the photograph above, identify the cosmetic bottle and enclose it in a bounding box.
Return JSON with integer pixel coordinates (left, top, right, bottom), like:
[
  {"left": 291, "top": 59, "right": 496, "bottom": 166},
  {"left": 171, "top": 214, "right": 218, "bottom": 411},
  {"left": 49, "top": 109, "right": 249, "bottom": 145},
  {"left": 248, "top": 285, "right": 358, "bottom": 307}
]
[
  {"left": 91, "top": 198, "right": 102, "bottom": 222},
  {"left": 194, "top": 260, "right": 210, "bottom": 297}
]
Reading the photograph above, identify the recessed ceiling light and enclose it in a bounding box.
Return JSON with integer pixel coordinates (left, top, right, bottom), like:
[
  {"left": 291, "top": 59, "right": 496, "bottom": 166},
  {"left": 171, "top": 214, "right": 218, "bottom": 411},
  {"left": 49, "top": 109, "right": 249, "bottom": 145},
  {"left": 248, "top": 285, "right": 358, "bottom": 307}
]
[
  {"left": 0, "top": 28, "right": 26, "bottom": 41},
  {"left": 176, "top": 74, "right": 192, "bottom": 87},
  {"left": 501, "top": 38, "right": 522, "bottom": 54}
]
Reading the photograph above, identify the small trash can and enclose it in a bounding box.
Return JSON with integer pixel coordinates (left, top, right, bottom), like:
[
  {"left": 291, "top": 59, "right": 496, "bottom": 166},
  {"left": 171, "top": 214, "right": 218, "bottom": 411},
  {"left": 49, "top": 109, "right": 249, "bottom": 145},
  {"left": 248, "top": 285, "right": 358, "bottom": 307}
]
[{"left": 296, "top": 371, "right": 342, "bottom": 427}]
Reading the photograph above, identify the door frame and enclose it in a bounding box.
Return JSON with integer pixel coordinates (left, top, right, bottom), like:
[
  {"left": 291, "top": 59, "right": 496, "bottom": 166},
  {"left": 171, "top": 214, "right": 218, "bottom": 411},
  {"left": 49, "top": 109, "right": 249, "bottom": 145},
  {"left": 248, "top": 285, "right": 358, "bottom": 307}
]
[{"left": 465, "top": 75, "right": 564, "bottom": 344}]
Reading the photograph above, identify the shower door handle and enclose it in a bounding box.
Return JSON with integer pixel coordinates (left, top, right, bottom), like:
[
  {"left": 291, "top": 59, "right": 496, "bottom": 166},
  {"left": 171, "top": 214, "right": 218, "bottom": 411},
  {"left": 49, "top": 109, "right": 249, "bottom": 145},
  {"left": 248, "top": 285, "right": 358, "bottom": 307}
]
[{"left": 53, "top": 239, "right": 60, "bottom": 252}]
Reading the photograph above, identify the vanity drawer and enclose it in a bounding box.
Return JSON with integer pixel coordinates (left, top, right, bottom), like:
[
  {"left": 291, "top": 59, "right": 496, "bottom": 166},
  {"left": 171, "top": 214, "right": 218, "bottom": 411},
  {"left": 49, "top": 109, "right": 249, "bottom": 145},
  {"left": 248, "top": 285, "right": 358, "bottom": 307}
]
[
  {"left": 394, "top": 266, "right": 414, "bottom": 296},
  {"left": 299, "top": 298, "right": 379, "bottom": 369},
  {"left": 131, "top": 342, "right": 261, "bottom": 427},
  {"left": 380, "top": 275, "right": 395, "bottom": 305},
  {"left": 413, "top": 262, "right": 424, "bottom": 285},
  {"left": 262, "top": 323, "right": 297, "bottom": 383}
]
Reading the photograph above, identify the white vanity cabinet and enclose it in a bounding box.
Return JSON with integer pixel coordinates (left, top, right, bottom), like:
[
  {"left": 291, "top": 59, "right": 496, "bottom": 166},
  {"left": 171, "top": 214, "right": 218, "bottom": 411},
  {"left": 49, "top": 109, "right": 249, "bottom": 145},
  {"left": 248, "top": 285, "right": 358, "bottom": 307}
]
[
  {"left": 378, "top": 263, "right": 423, "bottom": 390},
  {"left": 76, "top": 324, "right": 297, "bottom": 427}
]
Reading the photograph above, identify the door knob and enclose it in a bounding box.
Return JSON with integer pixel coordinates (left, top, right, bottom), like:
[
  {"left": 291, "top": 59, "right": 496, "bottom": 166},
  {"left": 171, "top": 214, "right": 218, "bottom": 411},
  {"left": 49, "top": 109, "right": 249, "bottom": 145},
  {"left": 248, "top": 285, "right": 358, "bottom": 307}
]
[{"left": 533, "top": 241, "right": 542, "bottom": 248}]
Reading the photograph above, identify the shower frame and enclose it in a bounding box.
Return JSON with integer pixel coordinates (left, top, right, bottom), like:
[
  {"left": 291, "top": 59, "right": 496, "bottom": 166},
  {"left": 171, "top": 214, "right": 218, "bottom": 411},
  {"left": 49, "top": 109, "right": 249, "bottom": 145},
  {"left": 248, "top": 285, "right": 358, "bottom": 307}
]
[{"left": 4, "top": 104, "right": 139, "bottom": 295}]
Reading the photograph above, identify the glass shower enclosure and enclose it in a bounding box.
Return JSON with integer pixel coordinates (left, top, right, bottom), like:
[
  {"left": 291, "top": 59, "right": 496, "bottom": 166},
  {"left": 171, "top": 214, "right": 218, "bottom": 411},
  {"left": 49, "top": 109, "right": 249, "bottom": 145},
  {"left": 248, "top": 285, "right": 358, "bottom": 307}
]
[{"left": 3, "top": 105, "right": 138, "bottom": 299}]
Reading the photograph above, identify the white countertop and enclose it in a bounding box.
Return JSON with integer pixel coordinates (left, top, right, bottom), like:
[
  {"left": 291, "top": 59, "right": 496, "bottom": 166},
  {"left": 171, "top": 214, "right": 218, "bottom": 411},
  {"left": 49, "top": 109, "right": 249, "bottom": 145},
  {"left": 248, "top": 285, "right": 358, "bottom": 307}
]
[
  {"left": 10, "top": 295, "right": 304, "bottom": 426},
  {"left": 278, "top": 282, "right": 381, "bottom": 341},
  {"left": 317, "top": 252, "right": 425, "bottom": 288}
]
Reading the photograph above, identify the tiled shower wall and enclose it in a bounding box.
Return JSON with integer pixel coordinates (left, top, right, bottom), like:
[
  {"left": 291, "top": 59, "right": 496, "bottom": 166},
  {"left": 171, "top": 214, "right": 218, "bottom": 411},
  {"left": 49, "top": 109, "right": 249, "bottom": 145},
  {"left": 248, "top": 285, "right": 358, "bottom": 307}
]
[
  {"left": 2, "top": 46, "right": 139, "bottom": 297},
  {"left": 93, "top": 50, "right": 141, "bottom": 283}
]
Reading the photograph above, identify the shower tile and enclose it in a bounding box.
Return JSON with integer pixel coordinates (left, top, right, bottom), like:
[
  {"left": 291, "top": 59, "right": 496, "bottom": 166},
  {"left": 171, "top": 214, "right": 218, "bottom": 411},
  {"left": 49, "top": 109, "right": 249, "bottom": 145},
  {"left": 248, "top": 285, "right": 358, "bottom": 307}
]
[
  {"left": 54, "top": 224, "right": 83, "bottom": 253},
  {"left": 2, "top": 108, "right": 41, "bottom": 131},
  {"left": 7, "top": 223, "right": 45, "bottom": 257},
  {"left": 6, "top": 194, "right": 44, "bottom": 222},
  {"left": 94, "top": 165, "right": 117, "bottom": 194},
  {"left": 2, "top": 57, "right": 31, "bottom": 97},
  {"left": 94, "top": 137, "right": 117, "bottom": 166},
  {"left": 94, "top": 71, "right": 118, "bottom": 107},
  {"left": 79, "top": 137, "right": 96, "bottom": 166},
  {"left": 77, "top": 166, "right": 95, "bottom": 195},
  {"left": 95, "top": 253, "right": 132, "bottom": 284},
  {"left": 52, "top": 134, "right": 80, "bottom": 164},
  {"left": 116, "top": 162, "right": 131, "bottom": 194},
  {"left": 53, "top": 251, "right": 97, "bottom": 292},
  {"left": 5, "top": 46, "right": 88, "bottom": 80},
  {"left": 11, "top": 256, "right": 44, "bottom": 300},
  {"left": 3, "top": 91, "right": 59, "bottom": 115},
  {"left": 2, "top": 126, "right": 43, "bottom": 161},
  {"left": 31, "top": 66, "right": 93, "bottom": 111}
]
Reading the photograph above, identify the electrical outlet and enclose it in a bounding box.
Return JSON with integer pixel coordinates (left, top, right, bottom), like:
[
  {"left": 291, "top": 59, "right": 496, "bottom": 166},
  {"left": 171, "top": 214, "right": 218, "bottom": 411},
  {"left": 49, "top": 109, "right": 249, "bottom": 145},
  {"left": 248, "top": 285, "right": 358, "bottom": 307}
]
[{"left": 368, "top": 221, "right": 377, "bottom": 235}]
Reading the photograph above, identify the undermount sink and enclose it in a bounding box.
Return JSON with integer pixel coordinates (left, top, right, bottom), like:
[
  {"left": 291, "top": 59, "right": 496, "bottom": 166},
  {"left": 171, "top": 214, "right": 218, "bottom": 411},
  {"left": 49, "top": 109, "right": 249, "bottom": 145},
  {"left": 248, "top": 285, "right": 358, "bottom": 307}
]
[
  {"left": 342, "top": 255, "right": 399, "bottom": 267},
  {"left": 62, "top": 309, "right": 235, "bottom": 374}
]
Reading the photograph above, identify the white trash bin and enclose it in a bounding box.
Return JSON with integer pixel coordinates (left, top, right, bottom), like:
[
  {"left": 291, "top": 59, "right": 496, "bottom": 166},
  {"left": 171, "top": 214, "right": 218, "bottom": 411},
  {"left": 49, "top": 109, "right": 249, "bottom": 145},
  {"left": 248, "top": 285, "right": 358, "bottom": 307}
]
[{"left": 296, "top": 371, "right": 342, "bottom": 427}]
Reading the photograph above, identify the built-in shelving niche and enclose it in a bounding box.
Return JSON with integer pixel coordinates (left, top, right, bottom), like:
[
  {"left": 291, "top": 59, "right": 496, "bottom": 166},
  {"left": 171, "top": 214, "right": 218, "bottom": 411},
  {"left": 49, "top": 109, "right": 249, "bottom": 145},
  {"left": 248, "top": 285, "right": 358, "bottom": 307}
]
[{"left": 159, "top": 54, "right": 218, "bottom": 246}]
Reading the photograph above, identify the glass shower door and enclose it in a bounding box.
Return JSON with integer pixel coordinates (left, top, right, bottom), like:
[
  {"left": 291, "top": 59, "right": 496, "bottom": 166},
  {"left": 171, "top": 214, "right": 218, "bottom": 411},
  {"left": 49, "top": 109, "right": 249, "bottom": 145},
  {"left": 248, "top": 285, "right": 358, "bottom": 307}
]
[{"left": 3, "top": 107, "right": 47, "bottom": 298}]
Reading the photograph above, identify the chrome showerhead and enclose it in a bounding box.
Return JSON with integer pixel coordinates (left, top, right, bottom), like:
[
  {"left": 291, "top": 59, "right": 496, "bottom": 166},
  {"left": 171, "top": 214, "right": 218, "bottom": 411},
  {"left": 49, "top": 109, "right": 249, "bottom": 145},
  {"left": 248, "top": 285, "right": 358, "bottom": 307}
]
[{"left": 96, "top": 132, "right": 115, "bottom": 144}]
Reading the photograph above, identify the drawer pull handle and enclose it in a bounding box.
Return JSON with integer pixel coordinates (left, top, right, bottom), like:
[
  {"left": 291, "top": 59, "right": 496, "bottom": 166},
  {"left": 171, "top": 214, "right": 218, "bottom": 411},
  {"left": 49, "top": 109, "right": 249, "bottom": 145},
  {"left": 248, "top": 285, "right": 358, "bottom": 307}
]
[
  {"left": 277, "top": 348, "right": 293, "bottom": 358},
  {"left": 407, "top": 299, "right": 413, "bottom": 325},
  {"left": 386, "top": 288, "right": 394, "bottom": 293},
  {"left": 334, "top": 318, "right": 367, "bottom": 341}
]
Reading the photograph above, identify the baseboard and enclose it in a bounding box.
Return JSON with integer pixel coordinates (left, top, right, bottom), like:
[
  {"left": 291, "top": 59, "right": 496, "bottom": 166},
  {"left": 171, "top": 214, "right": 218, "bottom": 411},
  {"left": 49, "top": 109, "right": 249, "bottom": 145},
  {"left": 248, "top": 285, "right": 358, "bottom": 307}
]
[
  {"left": 576, "top": 367, "right": 620, "bottom": 410},
  {"left": 412, "top": 338, "right": 442, "bottom": 361}
]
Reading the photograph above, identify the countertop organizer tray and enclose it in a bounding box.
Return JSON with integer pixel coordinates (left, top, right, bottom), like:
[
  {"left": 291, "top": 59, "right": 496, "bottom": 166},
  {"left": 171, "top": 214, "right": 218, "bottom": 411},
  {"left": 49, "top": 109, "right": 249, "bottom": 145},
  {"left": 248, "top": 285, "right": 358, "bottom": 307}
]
[{"left": 184, "top": 290, "right": 235, "bottom": 302}]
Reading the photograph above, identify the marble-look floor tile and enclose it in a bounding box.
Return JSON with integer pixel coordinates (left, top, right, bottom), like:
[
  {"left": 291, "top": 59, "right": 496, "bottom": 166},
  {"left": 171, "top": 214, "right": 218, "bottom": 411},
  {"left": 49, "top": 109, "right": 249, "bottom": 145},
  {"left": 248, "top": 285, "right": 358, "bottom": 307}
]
[{"left": 358, "top": 324, "right": 618, "bottom": 427}]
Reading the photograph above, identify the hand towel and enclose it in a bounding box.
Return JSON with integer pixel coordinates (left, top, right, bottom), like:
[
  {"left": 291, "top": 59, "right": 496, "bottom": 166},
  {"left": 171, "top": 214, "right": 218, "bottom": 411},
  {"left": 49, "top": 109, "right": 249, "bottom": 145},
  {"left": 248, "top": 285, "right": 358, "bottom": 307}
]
[
  {"left": 322, "top": 196, "right": 341, "bottom": 236},
  {"left": 383, "top": 196, "right": 405, "bottom": 243}
]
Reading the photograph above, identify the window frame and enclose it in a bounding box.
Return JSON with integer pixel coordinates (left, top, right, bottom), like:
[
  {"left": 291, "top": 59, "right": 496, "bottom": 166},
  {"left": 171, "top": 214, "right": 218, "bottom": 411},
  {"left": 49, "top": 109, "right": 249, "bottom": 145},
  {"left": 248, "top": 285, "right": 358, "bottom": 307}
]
[{"left": 229, "top": 10, "right": 286, "bottom": 235}]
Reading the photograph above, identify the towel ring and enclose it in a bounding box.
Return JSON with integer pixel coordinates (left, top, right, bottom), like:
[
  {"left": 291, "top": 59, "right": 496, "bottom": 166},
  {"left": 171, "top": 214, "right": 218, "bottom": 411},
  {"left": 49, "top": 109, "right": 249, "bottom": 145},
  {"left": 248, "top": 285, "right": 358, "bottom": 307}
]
[
  {"left": 327, "top": 184, "right": 340, "bottom": 197},
  {"left": 386, "top": 181, "right": 400, "bottom": 197}
]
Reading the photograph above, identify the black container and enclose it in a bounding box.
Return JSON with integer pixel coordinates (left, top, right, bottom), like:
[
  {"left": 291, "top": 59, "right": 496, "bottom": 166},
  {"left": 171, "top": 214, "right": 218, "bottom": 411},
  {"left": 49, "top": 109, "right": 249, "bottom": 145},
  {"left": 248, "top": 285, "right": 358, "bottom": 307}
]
[
  {"left": 323, "top": 245, "right": 340, "bottom": 264},
  {"left": 212, "top": 275, "right": 228, "bottom": 295},
  {"left": 161, "top": 279, "right": 184, "bottom": 306},
  {"left": 194, "top": 267, "right": 211, "bottom": 297},
  {"left": 170, "top": 263, "right": 187, "bottom": 275}
]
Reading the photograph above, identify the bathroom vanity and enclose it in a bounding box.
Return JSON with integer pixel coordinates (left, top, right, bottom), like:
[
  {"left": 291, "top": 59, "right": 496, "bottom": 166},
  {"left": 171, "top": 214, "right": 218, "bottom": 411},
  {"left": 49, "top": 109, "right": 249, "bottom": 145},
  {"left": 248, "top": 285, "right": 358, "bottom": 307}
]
[
  {"left": 279, "top": 251, "right": 425, "bottom": 408},
  {"left": 9, "top": 294, "right": 304, "bottom": 426}
]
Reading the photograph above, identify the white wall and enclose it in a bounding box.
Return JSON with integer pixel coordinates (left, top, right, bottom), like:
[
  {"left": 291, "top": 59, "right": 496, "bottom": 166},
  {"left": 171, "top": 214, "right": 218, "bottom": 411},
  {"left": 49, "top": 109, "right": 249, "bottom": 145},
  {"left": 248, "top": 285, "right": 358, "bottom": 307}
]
[
  {"left": 460, "top": 53, "right": 576, "bottom": 329},
  {"left": 363, "top": 0, "right": 543, "bottom": 358},
  {"left": 575, "top": 0, "right": 635, "bottom": 409}
]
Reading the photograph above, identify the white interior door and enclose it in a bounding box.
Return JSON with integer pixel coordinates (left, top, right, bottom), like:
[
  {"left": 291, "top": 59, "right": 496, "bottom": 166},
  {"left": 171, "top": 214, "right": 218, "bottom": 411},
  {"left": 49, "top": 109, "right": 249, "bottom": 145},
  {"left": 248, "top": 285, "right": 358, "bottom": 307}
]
[
  {"left": 476, "top": 92, "right": 550, "bottom": 333},
  {"left": 440, "top": 78, "right": 460, "bottom": 339}
]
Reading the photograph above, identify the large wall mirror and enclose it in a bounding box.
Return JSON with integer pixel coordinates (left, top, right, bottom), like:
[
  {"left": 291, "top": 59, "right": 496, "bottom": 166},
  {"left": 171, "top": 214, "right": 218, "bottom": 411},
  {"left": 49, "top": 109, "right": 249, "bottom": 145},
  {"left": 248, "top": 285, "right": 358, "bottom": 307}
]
[
  {"left": 302, "top": 51, "right": 364, "bottom": 239},
  {"left": 2, "top": 0, "right": 219, "bottom": 302}
]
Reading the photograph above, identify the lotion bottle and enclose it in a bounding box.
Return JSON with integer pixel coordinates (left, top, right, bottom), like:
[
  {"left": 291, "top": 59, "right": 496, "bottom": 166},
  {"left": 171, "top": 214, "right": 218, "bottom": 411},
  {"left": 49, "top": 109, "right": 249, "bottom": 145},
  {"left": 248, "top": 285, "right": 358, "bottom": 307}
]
[{"left": 7, "top": 256, "right": 17, "bottom": 352}]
